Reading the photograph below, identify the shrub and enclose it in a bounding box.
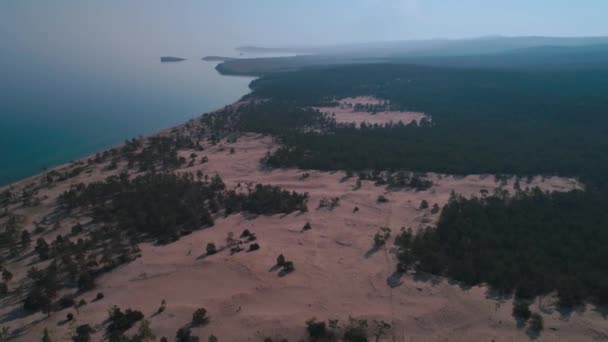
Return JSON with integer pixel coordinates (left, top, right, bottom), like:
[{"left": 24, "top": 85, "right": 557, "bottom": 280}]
[
  {"left": 343, "top": 319, "right": 368, "bottom": 342},
  {"left": 529, "top": 313, "right": 544, "bottom": 333},
  {"left": 302, "top": 222, "right": 312, "bottom": 231},
  {"left": 353, "top": 206, "right": 359, "bottom": 213},
  {"left": 208, "top": 335, "right": 218, "bottom": 342},
  {"left": 73, "top": 324, "right": 94, "bottom": 342},
  {"left": 249, "top": 243, "right": 260, "bottom": 252},
  {"left": 66, "top": 312, "right": 74, "bottom": 321},
  {"left": 58, "top": 295, "right": 75, "bottom": 309},
  {"left": 512, "top": 301, "right": 531, "bottom": 321},
  {"left": 419, "top": 200, "right": 429, "bottom": 209},
  {"left": 77, "top": 272, "right": 95, "bottom": 291},
  {"left": 107, "top": 306, "right": 144, "bottom": 335},
  {"left": 176, "top": 327, "right": 191, "bottom": 342},
  {"left": 377, "top": 195, "right": 388, "bottom": 203},
  {"left": 206, "top": 243, "right": 217, "bottom": 255},
  {"left": 0, "top": 283, "right": 7, "bottom": 297},
  {"left": 373, "top": 227, "right": 391, "bottom": 247},
  {"left": 430, "top": 203, "right": 440, "bottom": 214},
  {"left": 192, "top": 307, "right": 208, "bottom": 325},
  {"left": 306, "top": 318, "right": 327, "bottom": 341},
  {"left": 1, "top": 270, "right": 12, "bottom": 283},
  {"left": 240, "top": 229, "right": 252, "bottom": 238},
  {"left": 94, "top": 292, "right": 104, "bottom": 301},
  {"left": 71, "top": 223, "right": 83, "bottom": 235},
  {"left": 42, "top": 328, "right": 51, "bottom": 342},
  {"left": 276, "top": 254, "right": 286, "bottom": 266}
]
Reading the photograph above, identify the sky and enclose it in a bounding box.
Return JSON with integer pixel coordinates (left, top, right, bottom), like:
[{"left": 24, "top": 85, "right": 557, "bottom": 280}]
[{"left": 1, "top": 0, "right": 608, "bottom": 59}]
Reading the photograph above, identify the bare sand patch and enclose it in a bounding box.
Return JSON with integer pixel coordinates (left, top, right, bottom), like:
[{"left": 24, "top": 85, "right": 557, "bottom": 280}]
[
  {"left": 1, "top": 130, "right": 598, "bottom": 342},
  {"left": 315, "top": 96, "right": 430, "bottom": 127}
]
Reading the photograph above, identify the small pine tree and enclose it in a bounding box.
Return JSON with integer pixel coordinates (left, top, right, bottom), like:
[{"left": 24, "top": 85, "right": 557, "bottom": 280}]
[
  {"left": 276, "top": 254, "right": 286, "bottom": 266},
  {"left": 529, "top": 313, "right": 544, "bottom": 333},
  {"left": 419, "top": 200, "right": 429, "bottom": 209},
  {"left": 206, "top": 243, "right": 217, "bottom": 255},
  {"left": 302, "top": 222, "right": 312, "bottom": 231},
  {"left": 192, "top": 307, "right": 208, "bottom": 325},
  {"left": 42, "top": 327, "right": 52, "bottom": 342},
  {"left": 512, "top": 301, "right": 531, "bottom": 321},
  {"left": 2, "top": 269, "right": 13, "bottom": 283}
]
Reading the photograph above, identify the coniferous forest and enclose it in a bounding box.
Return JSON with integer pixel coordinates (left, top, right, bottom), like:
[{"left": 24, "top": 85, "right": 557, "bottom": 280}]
[{"left": 228, "top": 62, "right": 608, "bottom": 308}]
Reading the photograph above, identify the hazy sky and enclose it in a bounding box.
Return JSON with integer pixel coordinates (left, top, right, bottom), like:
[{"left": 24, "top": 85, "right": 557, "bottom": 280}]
[{"left": 2, "top": 0, "right": 608, "bottom": 59}]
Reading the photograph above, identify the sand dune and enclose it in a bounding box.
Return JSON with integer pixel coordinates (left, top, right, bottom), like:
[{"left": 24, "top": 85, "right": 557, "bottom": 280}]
[{"left": 1, "top": 128, "right": 600, "bottom": 341}]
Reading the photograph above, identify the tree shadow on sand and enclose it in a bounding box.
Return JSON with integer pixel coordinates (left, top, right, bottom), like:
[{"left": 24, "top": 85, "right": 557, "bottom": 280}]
[
  {"left": 387, "top": 271, "right": 404, "bottom": 288},
  {"left": 364, "top": 245, "right": 381, "bottom": 259}
]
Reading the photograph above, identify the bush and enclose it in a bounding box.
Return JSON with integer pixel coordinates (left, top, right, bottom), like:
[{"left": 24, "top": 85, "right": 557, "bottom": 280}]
[
  {"left": 176, "top": 327, "right": 191, "bottom": 342},
  {"left": 377, "top": 195, "right": 388, "bottom": 203},
  {"left": 306, "top": 318, "right": 327, "bottom": 341},
  {"left": 512, "top": 301, "right": 531, "bottom": 321},
  {"left": 73, "top": 324, "right": 94, "bottom": 342},
  {"left": 248, "top": 243, "right": 260, "bottom": 252},
  {"left": 419, "top": 200, "right": 429, "bottom": 209},
  {"left": 107, "top": 306, "right": 144, "bottom": 335},
  {"left": 71, "top": 223, "right": 83, "bottom": 235},
  {"left": 0, "top": 283, "right": 7, "bottom": 297},
  {"left": 302, "top": 222, "right": 312, "bottom": 231},
  {"left": 66, "top": 312, "right": 74, "bottom": 321},
  {"left": 192, "top": 307, "right": 208, "bottom": 325},
  {"left": 529, "top": 313, "right": 544, "bottom": 332},
  {"left": 373, "top": 227, "right": 391, "bottom": 247},
  {"left": 77, "top": 272, "right": 95, "bottom": 291},
  {"left": 343, "top": 319, "right": 368, "bottom": 342},
  {"left": 95, "top": 292, "right": 104, "bottom": 301},
  {"left": 240, "top": 229, "right": 252, "bottom": 238},
  {"left": 430, "top": 203, "right": 440, "bottom": 214},
  {"left": 58, "top": 295, "right": 75, "bottom": 309},
  {"left": 276, "top": 254, "right": 286, "bottom": 266},
  {"left": 206, "top": 243, "right": 217, "bottom": 255}
]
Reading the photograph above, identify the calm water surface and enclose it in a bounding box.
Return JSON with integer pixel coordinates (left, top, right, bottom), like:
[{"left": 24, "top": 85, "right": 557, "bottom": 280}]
[{"left": 0, "top": 53, "right": 255, "bottom": 185}]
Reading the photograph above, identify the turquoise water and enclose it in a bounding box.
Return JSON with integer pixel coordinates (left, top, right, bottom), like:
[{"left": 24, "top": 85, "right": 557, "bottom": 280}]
[{"left": 0, "top": 53, "right": 254, "bottom": 185}]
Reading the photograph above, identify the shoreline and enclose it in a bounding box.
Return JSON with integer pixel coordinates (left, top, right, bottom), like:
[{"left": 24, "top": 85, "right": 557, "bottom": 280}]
[{"left": 1, "top": 77, "right": 256, "bottom": 189}]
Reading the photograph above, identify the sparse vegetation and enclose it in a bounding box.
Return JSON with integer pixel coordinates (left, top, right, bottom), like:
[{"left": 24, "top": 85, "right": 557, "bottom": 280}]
[
  {"left": 373, "top": 227, "right": 391, "bottom": 247},
  {"left": 376, "top": 195, "right": 388, "bottom": 203},
  {"left": 192, "top": 307, "right": 208, "bottom": 325},
  {"left": 206, "top": 243, "right": 218, "bottom": 255}
]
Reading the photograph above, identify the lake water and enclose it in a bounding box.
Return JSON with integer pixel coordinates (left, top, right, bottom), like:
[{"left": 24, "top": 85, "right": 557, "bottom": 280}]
[{"left": 0, "top": 53, "right": 255, "bottom": 185}]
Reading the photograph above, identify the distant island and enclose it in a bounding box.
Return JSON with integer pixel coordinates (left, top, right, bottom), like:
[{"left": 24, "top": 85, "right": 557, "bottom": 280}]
[
  {"left": 202, "top": 56, "right": 237, "bottom": 62},
  {"left": 160, "top": 56, "right": 186, "bottom": 62}
]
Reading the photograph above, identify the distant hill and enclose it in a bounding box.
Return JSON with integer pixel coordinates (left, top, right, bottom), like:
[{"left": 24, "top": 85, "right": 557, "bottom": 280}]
[
  {"left": 238, "top": 36, "right": 608, "bottom": 58},
  {"left": 219, "top": 37, "right": 608, "bottom": 76},
  {"left": 160, "top": 56, "right": 186, "bottom": 62},
  {"left": 202, "top": 56, "right": 237, "bottom": 62}
]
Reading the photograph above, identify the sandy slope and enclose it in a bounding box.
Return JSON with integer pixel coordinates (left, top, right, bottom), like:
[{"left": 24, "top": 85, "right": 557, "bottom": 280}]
[
  {"left": 2, "top": 128, "right": 602, "bottom": 342},
  {"left": 0, "top": 95, "right": 600, "bottom": 341}
]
